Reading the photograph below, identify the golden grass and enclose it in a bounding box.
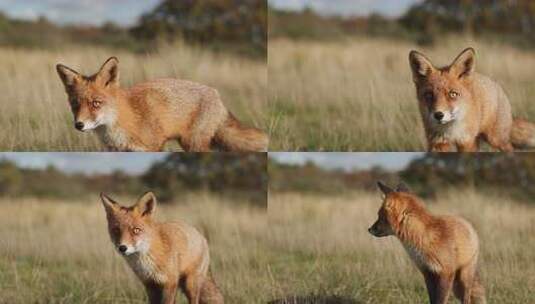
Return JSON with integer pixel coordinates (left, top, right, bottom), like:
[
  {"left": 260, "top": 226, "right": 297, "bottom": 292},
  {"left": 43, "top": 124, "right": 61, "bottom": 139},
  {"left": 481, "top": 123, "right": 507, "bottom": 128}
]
[
  {"left": 268, "top": 37, "right": 535, "bottom": 151},
  {"left": 267, "top": 190, "right": 535, "bottom": 303},
  {"left": 0, "top": 193, "right": 268, "bottom": 303},
  {"left": 0, "top": 44, "right": 267, "bottom": 151}
]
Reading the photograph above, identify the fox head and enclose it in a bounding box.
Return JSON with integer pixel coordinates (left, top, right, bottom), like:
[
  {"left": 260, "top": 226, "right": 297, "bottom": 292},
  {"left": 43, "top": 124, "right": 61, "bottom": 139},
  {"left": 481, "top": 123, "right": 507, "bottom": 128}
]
[
  {"left": 100, "top": 192, "right": 157, "bottom": 256},
  {"left": 56, "top": 57, "right": 120, "bottom": 132},
  {"left": 368, "top": 181, "right": 412, "bottom": 238},
  {"left": 409, "top": 48, "right": 476, "bottom": 126}
]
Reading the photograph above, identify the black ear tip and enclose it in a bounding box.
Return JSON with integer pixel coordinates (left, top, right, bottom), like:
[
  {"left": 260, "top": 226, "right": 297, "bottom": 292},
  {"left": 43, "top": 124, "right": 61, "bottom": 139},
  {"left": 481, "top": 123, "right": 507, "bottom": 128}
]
[{"left": 377, "top": 181, "right": 388, "bottom": 190}]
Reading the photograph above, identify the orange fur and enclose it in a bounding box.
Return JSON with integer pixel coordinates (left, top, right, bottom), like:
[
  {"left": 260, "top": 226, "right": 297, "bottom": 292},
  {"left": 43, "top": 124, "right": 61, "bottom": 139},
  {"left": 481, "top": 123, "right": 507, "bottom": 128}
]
[
  {"left": 56, "top": 57, "right": 268, "bottom": 152},
  {"left": 369, "top": 182, "right": 486, "bottom": 304},
  {"left": 101, "top": 192, "right": 224, "bottom": 304},
  {"left": 409, "top": 47, "right": 535, "bottom": 152}
]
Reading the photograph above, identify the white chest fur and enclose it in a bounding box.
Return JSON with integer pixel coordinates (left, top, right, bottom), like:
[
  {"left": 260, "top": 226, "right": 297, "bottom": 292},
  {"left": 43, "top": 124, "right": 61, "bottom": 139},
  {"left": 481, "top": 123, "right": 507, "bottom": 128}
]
[
  {"left": 96, "top": 126, "right": 145, "bottom": 151},
  {"left": 431, "top": 120, "right": 472, "bottom": 144},
  {"left": 125, "top": 253, "right": 168, "bottom": 284}
]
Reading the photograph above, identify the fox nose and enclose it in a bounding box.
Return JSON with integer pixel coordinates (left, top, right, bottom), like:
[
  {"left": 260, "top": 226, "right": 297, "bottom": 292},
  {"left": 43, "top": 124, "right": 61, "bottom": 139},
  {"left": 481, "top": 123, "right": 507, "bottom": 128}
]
[
  {"left": 368, "top": 227, "right": 373, "bottom": 234},
  {"left": 74, "top": 121, "right": 84, "bottom": 131},
  {"left": 118, "top": 245, "right": 127, "bottom": 253},
  {"left": 434, "top": 111, "right": 445, "bottom": 121}
]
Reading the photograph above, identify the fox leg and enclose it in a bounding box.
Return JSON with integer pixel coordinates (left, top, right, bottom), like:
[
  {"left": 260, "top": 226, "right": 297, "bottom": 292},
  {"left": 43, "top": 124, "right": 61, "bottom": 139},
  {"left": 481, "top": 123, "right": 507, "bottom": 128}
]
[
  {"left": 145, "top": 284, "right": 163, "bottom": 304},
  {"left": 424, "top": 272, "right": 454, "bottom": 304},
  {"left": 453, "top": 265, "right": 476, "bottom": 304},
  {"left": 456, "top": 139, "right": 478, "bottom": 152},
  {"left": 428, "top": 141, "right": 454, "bottom": 152},
  {"left": 471, "top": 272, "right": 486, "bottom": 304},
  {"left": 200, "top": 273, "right": 224, "bottom": 304},
  {"left": 145, "top": 283, "right": 177, "bottom": 304},
  {"left": 147, "top": 284, "right": 177, "bottom": 304},
  {"left": 184, "top": 274, "right": 202, "bottom": 304}
]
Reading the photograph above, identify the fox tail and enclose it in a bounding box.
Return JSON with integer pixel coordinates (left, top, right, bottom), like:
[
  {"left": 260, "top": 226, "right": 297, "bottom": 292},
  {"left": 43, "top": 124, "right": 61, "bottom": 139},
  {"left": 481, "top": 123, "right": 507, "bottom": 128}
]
[
  {"left": 215, "top": 113, "right": 268, "bottom": 152},
  {"left": 471, "top": 271, "right": 486, "bottom": 304},
  {"left": 200, "top": 271, "right": 224, "bottom": 304},
  {"left": 511, "top": 118, "right": 535, "bottom": 149}
]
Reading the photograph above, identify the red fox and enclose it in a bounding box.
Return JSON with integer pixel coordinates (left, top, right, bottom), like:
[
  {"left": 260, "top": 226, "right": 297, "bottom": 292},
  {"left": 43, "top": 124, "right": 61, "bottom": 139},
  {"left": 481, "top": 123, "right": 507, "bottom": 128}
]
[
  {"left": 56, "top": 57, "right": 268, "bottom": 152},
  {"left": 368, "top": 182, "right": 486, "bottom": 304},
  {"left": 100, "top": 192, "right": 224, "bottom": 304},
  {"left": 409, "top": 47, "right": 535, "bottom": 151}
]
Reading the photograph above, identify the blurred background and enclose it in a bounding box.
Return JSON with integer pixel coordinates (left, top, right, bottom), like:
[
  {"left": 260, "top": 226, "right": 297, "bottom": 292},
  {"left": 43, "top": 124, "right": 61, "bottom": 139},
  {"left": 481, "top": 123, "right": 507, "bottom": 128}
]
[
  {"left": 0, "top": 152, "right": 267, "bottom": 206},
  {"left": 267, "top": 152, "right": 535, "bottom": 303},
  {"left": 0, "top": 152, "right": 268, "bottom": 303},
  {"left": 270, "top": 0, "right": 535, "bottom": 47},
  {"left": 0, "top": 0, "right": 267, "bottom": 151},
  {"left": 268, "top": 0, "right": 535, "bottom": 151},
  {"left": 0, "top": 0, "right": 266, "bottom": 56},
  {"left": 270, "top": 152, "right": 535, "bottom": 202}
]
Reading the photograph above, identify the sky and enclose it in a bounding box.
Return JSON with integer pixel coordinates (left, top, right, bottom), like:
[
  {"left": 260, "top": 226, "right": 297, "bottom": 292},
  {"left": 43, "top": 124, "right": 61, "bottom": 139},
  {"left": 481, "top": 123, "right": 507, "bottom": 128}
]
[
  {"left": 269, "top": 0, "right": 422, "bottom": 17},
  {"left": 0, "top": 0, "right": 160, "bottom": 26},
  {"left": 0, "top": 152, "right": 168, "bottom": 174},
  {"left": 270, "top": 152, "right": 423, "bottom": 171}
]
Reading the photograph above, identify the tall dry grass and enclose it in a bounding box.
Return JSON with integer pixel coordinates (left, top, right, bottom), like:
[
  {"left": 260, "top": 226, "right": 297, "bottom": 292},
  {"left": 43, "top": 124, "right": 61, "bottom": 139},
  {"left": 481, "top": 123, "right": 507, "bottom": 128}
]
[
  {"left": 0, "top": 193, "right": 268, "bottom": 303},
  {"left": 267, "top": 190, "right": 535, "bottom": 303},
  {"left": 0, "top": 44, "right": 267, "bottom": 151},
  {"left": 268, "top": 37, "right": 535, "bottom": 151}
]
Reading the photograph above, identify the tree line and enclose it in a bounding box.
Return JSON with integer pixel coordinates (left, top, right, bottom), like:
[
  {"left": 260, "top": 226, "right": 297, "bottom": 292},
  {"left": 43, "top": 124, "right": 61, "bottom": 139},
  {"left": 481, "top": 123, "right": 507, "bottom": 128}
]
[
  {"left": 0, "top": 153, "right": 267, "bottom": 207},
  {"left": 270, "top": 0, "right": 535, "bottom": 47},
  {"left": 0, "top": 0, "right": 266, "bottom": 56},
  {"left": 269, "top": 153, "right": 535, "bottom": 203}
]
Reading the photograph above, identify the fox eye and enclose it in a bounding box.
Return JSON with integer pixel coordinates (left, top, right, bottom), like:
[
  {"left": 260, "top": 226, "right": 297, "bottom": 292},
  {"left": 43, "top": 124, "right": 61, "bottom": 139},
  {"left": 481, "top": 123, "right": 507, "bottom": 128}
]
[
  {"left": 132, "top": 227, "right": 142, "bottom": 235},
  {"left": 423, "top": 92, "right": 434, "bottom": 103},
  {"left": 448, "top": 90, "right": 460, "bottom": 99},
  {"left": 92, "top": 100, "right": 102, "bottom": 108}
]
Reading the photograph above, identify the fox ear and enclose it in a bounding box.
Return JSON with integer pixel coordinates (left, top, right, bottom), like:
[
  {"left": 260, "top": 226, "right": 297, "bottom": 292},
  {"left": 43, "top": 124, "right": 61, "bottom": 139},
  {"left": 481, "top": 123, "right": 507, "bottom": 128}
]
[
  {"left": 136, "top": 192, "right": 157, "bottom": 217},
  {"left": 409, "top": 50, "right": 435, "bottom": 81},
  {"left": 450, "top": 47, "right": 475, "bottom": 79},
  {"left": 56, "top": 64, "right": 81, "bottom": 90},
  {"left": 100, "top": 193, "right": 120, "bottom": 214},
  {"left": 396, "top": 182, "right": 410, "bottom": 193},
  {"left": 377, "top": 181, "right": 394, "bottom": 198},
  {"left": 96, "top": 57, "right": 119, "bottom": 87}
]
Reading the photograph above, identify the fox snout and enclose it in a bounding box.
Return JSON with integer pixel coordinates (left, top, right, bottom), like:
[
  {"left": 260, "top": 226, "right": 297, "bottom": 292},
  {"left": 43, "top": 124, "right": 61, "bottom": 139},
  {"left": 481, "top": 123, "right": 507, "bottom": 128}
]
[
  {"left": 430, "top": 107, "right": 458, "bottom": 125},
  {"left": 116, "top": 243, "right": 137, "bottom": 256},
  {"left": 73, "top": 120, "right": 93, "bottom": 132},
  {"left": 368, "top": 221, "right": 391, "bottom": 238},
  {"left": 368, "top": 223, "right": 380, "bottom": 237},
  {"left": 74, "top": 121, "right": 85, "bottom": 131},
  {"left": 433, "top": 111, "right": 444, "bottom": 121},
  {"left": 73, "top": 117, "right": 105, "bottom": 132}
]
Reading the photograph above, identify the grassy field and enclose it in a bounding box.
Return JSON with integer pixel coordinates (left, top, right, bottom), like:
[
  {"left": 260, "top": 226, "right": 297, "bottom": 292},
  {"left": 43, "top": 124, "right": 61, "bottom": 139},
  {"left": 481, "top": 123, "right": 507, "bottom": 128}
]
[
  {"left": 267, "top": 190, "right": 535, "bottom": 303},
  {"left": 0, "top": 44, "right": 267, "bottom": 151},
  {"left": 0, "top": 194, "right": 269, "bottom": 303},
  {"left": 268, "top": 37, "right": 535, "bottom": 151}
]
